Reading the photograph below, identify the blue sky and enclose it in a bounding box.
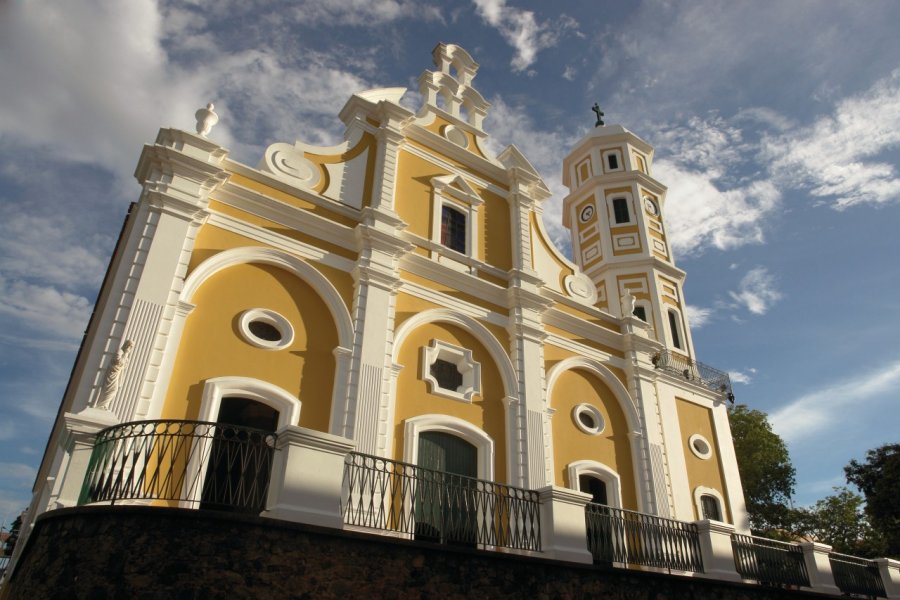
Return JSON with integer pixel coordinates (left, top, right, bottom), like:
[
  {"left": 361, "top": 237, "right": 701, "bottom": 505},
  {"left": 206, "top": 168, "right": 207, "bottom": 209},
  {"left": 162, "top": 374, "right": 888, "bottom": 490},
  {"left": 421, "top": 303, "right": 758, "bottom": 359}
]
[{"left": 1, "top": 0, "right": 899, "bottom": 523}]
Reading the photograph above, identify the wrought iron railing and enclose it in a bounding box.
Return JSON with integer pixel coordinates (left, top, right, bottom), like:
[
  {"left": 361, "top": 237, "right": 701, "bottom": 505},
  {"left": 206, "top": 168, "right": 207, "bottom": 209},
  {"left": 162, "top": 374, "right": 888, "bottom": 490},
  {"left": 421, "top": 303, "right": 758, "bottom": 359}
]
[
  {"left": 79, "top": 420, "right": 277, "bottom": 514},
  {"left": 585, "top": 503, "right": 703, "bottom": 572},
  {"left": 342, "top": 452, "right": 541, "bottom": 552},
  {"left": 829, "top": 552, "right": 886, "bottom": 598},
  {"left": 652, "top": 350, "right": 734, "bottom": 401},
  {"left": 731, "top": 534, "right": 809, "bottom": 587}
]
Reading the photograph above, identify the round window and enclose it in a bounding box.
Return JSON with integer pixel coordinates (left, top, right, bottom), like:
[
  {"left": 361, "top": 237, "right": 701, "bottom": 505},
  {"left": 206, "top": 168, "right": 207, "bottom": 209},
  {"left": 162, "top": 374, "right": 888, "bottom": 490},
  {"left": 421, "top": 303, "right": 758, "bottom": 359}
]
[
  {"left": 239, "top": 309, "right": 294, "bottom": 350},
  {"left": 573, "top": 403, "right": 605, "bottom": 435},
  {"left": 689, "top": 434, "right": 712, "bottom": 460}
]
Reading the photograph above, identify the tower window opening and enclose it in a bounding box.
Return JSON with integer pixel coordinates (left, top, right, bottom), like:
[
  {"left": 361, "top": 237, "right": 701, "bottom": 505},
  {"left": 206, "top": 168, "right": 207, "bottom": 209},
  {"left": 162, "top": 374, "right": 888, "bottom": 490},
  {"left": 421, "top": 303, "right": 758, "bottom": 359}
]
[
  {"left": 612, "top": 198, "right": 630, "bottom": 224},
  {"left": 700, "top": 494, "right": 722, "bottom": 521},
  {"left": 633, "top": 306, "right": 647, "bottom": 322},
  {"left": 668, "top": 310, "right": 683, "bottom": 350},
  {"left": 441, "top": 205, "right": 467, "bottom": 253},
  {"left": 607, "top": 153, "right": 619, "bottom": 170}
]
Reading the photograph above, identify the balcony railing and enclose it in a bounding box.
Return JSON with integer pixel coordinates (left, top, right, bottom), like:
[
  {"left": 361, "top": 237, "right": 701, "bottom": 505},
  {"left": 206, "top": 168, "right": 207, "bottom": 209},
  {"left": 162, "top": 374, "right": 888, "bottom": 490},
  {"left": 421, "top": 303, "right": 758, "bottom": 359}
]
[
  {"left": 79, "top": 420, "right": 277, "bottom": 514},
  {"left": 731, "top": 534, "right": 810, "bottom": 587},
  {"left": 585, "top": 503, "right": 703, "bottom": 572},
  {"left": 341, "top": 452, "right": 541, "bottom": 552},
  {"left": 829, "top": 552, "right": 887, "bottom": 598},
  {"left": 652, "top": 350, "right": 734, "bottom": 401}
]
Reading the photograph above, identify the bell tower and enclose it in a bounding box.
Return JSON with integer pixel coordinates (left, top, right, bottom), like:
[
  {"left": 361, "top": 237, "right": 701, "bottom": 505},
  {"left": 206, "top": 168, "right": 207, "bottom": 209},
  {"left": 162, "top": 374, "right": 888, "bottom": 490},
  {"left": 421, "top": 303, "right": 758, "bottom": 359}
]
[{"left": 562, "top": 119, "right": 695, "bottom": 357}]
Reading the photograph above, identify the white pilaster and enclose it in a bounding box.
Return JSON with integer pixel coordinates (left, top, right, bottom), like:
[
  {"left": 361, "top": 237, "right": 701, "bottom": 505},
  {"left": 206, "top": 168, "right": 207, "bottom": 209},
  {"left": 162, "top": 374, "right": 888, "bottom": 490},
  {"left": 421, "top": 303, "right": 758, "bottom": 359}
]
[
  {"left": 51, "top": 408, "right": 120, "bottom": 509},
  {"left": 536, "top": 485, "right": 593, "bottom": 564},
  {"left": 695, "top": 519, "right": 742, "bottom": 582},
  {"left": 264, "top": 425, "right": 355, "bottom": 528},
  {"left": 875, "top": 558, "right": 900, "bottom": 599},
  {"left": 800, "top": 542, "right": 840, "bottom": 595}
]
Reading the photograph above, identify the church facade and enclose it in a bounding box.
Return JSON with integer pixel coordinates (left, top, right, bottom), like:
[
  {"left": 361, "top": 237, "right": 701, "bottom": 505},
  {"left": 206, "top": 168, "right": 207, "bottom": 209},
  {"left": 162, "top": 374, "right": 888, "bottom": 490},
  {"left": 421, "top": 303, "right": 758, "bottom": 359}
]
[{"left": 20, "top": 43, "right": 750, "bottom": 563}]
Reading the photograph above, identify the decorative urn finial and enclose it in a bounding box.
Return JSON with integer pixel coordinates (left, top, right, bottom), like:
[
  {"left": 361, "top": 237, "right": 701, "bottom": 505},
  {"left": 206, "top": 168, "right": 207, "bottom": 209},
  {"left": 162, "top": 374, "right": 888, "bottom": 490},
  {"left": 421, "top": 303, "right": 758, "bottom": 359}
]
[
  {"left": 195, "top": 102, "right": 219, "bottom": 137},
  {"left": 592, "top": 102, "right": 605, "bottom": 127}
]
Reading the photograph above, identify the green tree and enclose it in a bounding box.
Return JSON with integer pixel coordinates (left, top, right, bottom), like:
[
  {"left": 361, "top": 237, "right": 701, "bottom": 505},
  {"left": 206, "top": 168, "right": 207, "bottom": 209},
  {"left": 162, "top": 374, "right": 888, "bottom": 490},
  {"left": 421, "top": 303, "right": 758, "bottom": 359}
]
[
  {"left": 3, "top": 513, "right": 22, "bottom": 556},
  {"left": 797, "top": 487, "right": 885, "bottom": 557},
  {"left": 845, "top": 443, "right": 900, "bottom": 557},
  {"left": 727, "top": 404, "right": 797, "bottom": 534}
]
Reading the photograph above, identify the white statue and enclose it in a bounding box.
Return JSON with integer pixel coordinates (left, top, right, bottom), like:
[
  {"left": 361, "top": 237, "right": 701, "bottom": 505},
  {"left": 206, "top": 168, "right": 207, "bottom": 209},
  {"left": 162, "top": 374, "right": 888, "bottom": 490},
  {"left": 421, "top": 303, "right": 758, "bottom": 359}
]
[
  {"left": 95, "top": 340, "right": 134, "bottom": 411},
  {"left": 195, "top": 103, "right": 219, "bottom": 137},
  {"left": 620, "top": 291, "right": 636, "bottom": 319}
]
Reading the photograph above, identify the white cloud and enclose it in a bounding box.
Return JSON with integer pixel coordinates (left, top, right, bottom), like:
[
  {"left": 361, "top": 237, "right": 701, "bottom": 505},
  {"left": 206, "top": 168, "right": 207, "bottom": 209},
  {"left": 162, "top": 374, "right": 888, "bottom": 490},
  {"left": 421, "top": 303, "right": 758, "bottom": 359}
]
[
  {"left": 728, "top": 371, "right": 752, "bottom": 385},
  {"left": 764, "top": 69, "right": 900, "bottom": 209},
  {"left": 289, "top": 0, "right": 443, "bottom": 25},
  {"left": 0, "top": 463, "right": 37, "bottom": 487},
  {"left": 655, "top": 160, "right": 780, "bottom": 258},
  {"left": 770, "top": 360, "right": 900, "bottom": 443},
  {"left": 685, "top": 304, "right": 712, "bottom": 329},
  {"left": 472, "top": 0, "right": 576, "bottom": 72},
  {"left": 0, "top": 276, "right": 92, "bottom": 340},
  {"left": 728, "top": 267, "right": 782, "bottom": 315}
]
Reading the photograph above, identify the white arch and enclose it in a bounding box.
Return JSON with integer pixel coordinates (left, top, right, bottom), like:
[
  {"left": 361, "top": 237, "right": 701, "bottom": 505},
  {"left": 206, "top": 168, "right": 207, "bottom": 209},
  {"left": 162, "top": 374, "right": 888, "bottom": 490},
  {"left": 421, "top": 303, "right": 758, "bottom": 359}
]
[
  {"left": 199, "top": 376, "right": 301, "bottom": 428},
  {"left": 181, "top": 246, "right": 353, "bottom": 349},
  {"left": 392, "top": 308, "right": 518, "bottom": 399},
  {"left": 693, "top": 485, "right": 727, "bottom": 523},
  {"left": 403, "top": 414, "right": 494, "bottom": 481},
  {"left": 545, "top": 357, "right": 640, "bottom": 433},
  {"left": 566, "top": 460, "right": 623, "bottom": 509}
]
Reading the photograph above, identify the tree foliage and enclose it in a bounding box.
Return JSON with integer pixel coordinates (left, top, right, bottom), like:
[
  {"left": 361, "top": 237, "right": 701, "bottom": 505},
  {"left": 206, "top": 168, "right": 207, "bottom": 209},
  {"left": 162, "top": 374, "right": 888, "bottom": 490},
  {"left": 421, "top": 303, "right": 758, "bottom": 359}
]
[
  {"left": 795, "top": 487, "right": 885, "bottom": 557},
  {"left": 727, "top": 404, "right": 796, "bottom": 534},
  {"left": 3, "top": 514, "right": 22, "bottom": 556},
  {"left": 845, "top": 443, "right": 900, "bottom": 557}
]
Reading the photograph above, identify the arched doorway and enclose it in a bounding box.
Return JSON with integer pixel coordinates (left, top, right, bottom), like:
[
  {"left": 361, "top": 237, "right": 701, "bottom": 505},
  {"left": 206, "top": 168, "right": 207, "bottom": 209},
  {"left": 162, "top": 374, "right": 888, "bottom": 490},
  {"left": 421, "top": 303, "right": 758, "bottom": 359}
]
[
  {"left": 415, "top": 431, "right": 478, "bottom": 546},
  {"left": 580, "top": 474, "right": 614, "bottom": 565},
  {"left": 200, "top": 397, "right": 279, "bottom": 513}
]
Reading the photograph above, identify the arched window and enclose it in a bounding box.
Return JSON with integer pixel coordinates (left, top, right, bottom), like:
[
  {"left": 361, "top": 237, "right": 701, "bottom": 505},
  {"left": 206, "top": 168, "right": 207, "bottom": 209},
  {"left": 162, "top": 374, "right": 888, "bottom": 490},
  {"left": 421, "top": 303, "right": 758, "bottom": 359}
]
[
  {"left": 668, "top": 309, "right": 684, "bottom": 350},
  {"left": 700, "top": 494, "right": 722, "bottom": 521}
]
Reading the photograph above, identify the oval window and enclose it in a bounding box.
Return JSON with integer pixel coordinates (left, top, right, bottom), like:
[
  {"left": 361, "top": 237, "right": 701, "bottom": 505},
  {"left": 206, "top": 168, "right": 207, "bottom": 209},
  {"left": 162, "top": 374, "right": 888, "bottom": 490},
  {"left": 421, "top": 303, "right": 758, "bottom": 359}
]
[
  {"left": 573, "top": 403, "right": 605, "bottom": 435},
  {"left": 239, "top": 309, "right": 294, "bottom": 350}
]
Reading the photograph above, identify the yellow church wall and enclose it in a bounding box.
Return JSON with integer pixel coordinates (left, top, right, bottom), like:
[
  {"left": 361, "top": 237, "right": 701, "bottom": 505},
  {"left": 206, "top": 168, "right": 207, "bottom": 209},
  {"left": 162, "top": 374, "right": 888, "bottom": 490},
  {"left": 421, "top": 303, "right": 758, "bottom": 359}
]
[
  {"left": 675, "top": 398, "right": 732, "bottom": 523},
  {"left": 394, "top": 150, "right": 512, "bottom": 271},
  {"left": 544, "top": 324, "right": 625, "bottom": 359},
  {"left": 398, "top": 272, "right": 507, "bottom": 315},
  {"left": 405, "top": 138, "right": 506, "bottom": 189},
  {"left": 226, "top": 173, "right": 358, "bottom": 228},
  {"left": 186, "top": 224, "right": 355, "bottom": 312},
  {"left": 160, "top": 263, "right": 339, "bottom": 433},
  {"left": 551, "top": 368, "right": 638, "bottom": 509},
  {"left": 392, "top": 321, "right": 508, "bottom": 483},
  {"left": 551, "top": 302, "right": 621, "bottom": 333},
  {"left": 300, "top": 131, "right": 378, "bottom": 203},
  {"left": 203, "top": 201, "right": 356, "bottom": 261}
]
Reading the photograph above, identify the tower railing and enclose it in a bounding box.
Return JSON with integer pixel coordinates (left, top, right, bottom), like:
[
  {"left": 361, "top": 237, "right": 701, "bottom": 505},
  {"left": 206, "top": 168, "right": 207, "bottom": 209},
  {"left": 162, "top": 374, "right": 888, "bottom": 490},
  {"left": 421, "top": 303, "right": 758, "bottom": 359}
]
[
  {"left": 652, "top": 350, "right": 734, "bottom": 401},
  {"left": 342, "top": 451, "right": 541, "bottom": 552},
  {"left": 78, "top": 419, "right": 277, "bottom": 514},
  {"left": 585, "top": 503, "right": 704, "bottom": 572}
]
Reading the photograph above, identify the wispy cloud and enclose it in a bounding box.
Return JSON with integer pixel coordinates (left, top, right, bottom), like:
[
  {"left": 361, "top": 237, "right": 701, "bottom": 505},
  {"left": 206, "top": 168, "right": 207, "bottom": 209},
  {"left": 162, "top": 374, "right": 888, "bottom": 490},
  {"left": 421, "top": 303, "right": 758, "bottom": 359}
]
[
  {"left": 728, "top": 370, "right": 754, "bottom": 385},
  {"left": 288, "top": 0, "right": 443, "bottom": 26},
  {"left": 0, "top": 276, "right": 92, "bottom": 339},
  {"left": 0, "top": 463, "right": 37, "bottom": 487},
  {"left": 686, "top": 304, "right": 712, "bottom": 329},
  {"left": 770, "top": 360, "right": 900, "bottom": 443},
  {"left": 472, "top": 0, "right": 577, "bottom": 72},
  {"left": 728, "top": 267, "right": 782, "bottom": 315},
  {"left": 764, "top": 69, "right": 900, "bottom": 209}
]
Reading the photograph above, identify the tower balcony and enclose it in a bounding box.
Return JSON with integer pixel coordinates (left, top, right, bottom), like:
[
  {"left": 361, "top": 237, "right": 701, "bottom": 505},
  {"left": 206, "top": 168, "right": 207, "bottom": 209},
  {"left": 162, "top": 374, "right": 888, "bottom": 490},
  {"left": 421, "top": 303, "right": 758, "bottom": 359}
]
[{"left": 652, "top": 350, "right": 735, "bottom": 402}]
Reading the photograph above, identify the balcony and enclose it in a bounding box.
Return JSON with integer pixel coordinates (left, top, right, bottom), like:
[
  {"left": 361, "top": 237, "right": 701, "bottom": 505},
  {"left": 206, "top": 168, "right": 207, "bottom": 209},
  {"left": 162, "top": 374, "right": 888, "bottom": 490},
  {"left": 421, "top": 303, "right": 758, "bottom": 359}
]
[
  {"left": 652, "top": 350, "right": 735, "bottom": 401},
  {"left": 60, "top": 418, "right": 900, "bottom": 599},
  {"left": 79, "top": 419, "right": 277, "bottom": 512}
]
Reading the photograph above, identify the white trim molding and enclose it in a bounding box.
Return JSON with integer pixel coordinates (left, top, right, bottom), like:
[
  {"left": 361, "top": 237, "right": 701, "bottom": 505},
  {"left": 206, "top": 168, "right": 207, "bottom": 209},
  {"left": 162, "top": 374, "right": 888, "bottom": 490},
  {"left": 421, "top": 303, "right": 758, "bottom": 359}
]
[
  {"left": 238, "top": 308, "right": 295, "bottom": 350},
  {"left": 420, "top": 339, "right": 481, "bottom": 403},
  {"left": 402, "top": 414, "right": 494, "bottom": 481},
  {"left": 688, "top": 433, "right": 713, "bottom": 460},
  {"left": 199, "top": 376, "right": 301, "bottom": 428},
  {"left": 693, "top": 485, "right": 727, "bottom": 523},
  {"left": 566, "top": 460, "right": 623, "bottom": 509}
]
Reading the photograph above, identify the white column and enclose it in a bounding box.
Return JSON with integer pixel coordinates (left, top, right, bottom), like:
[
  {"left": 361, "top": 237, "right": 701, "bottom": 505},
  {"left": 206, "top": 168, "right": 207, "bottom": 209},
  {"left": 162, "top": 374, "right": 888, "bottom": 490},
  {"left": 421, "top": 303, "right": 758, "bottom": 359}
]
[
  {"left": 800, "top": 542, "right": 840, "bottom": 595},
  {"left": 875, "top": 558, "right": 900, "bottom": 599},
  {"left": 695, "top": 520, "right": 742, "bottom": 582},
  {"left": 52, "top": 408, "right": 120, "bottom": 508},
  {"left": 537, "top": 485, "right": 593, "bottom": 564},
  {"left": 264, "top": 426, "right": 355, "bottom": 529}
]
